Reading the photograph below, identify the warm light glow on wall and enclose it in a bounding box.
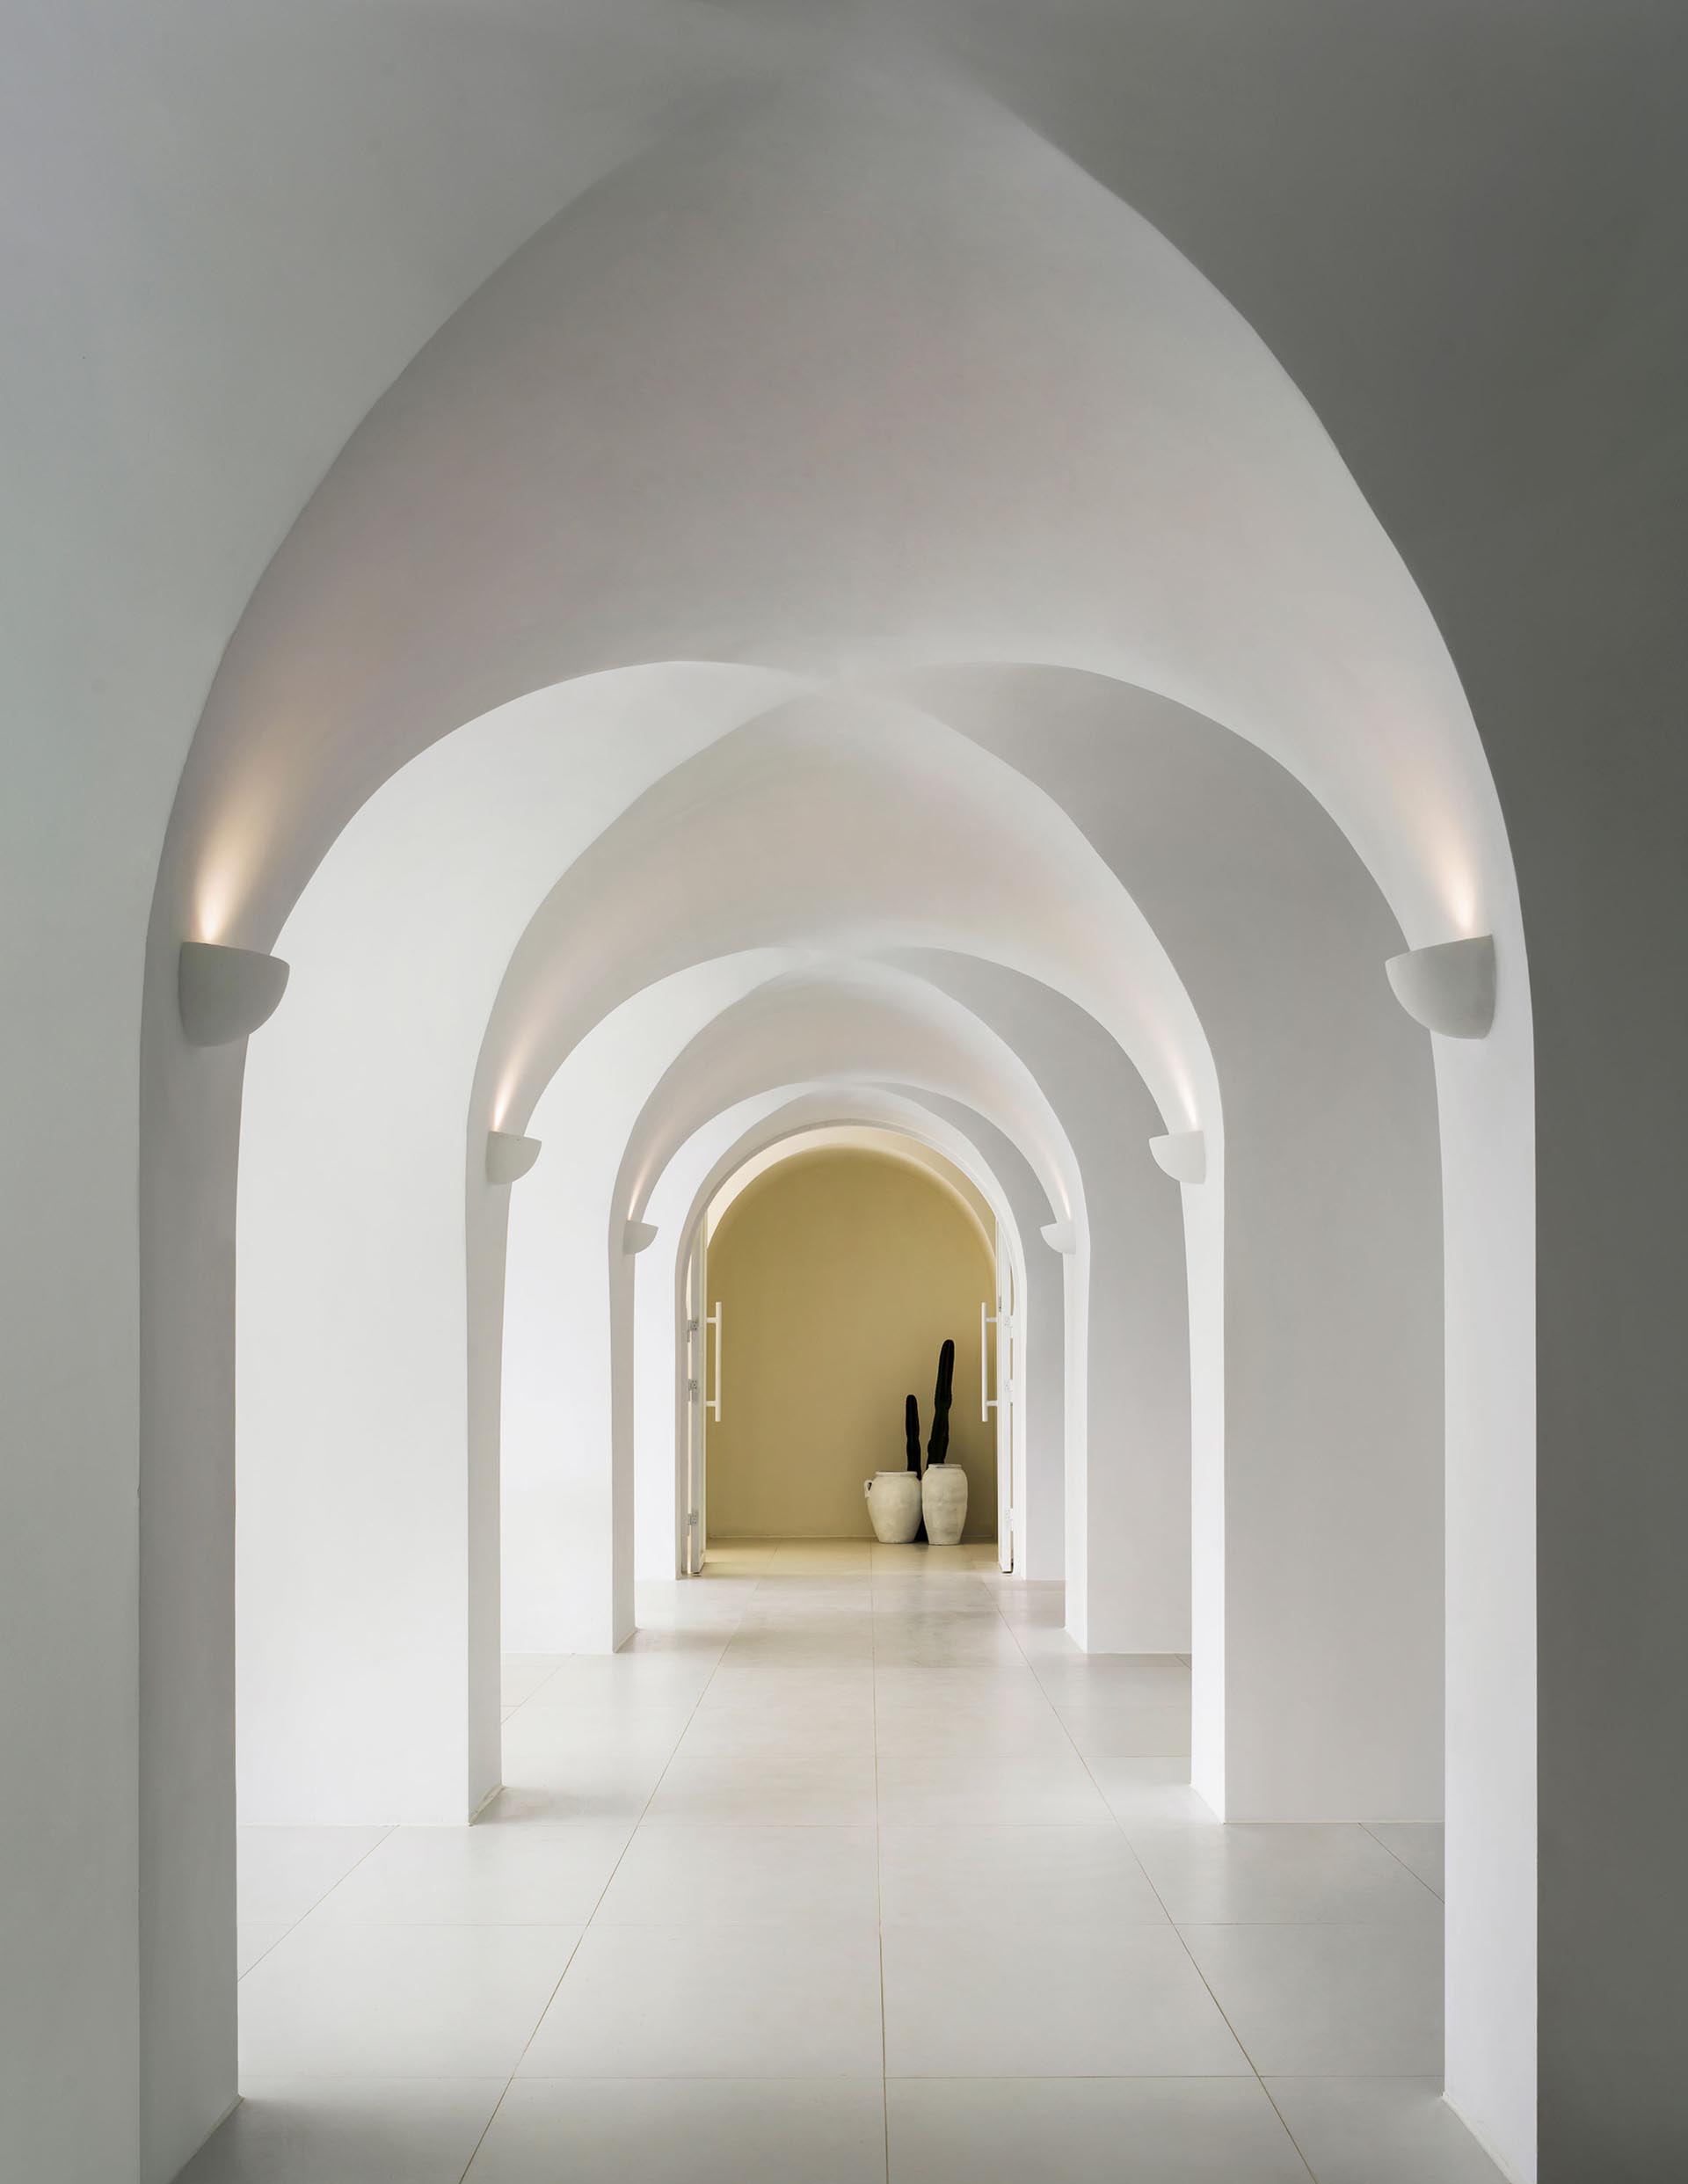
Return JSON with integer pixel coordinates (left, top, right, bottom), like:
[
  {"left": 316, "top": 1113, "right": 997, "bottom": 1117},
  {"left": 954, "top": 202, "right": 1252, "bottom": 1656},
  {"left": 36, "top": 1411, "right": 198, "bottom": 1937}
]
[
  {"left": 1423, "top": 820, "right": 1482, "bottom": 939},
  {"left": 491, "top": 1069, "right": 520, "bottom": 1133},
  {"left": 192, "top": 871, "right": 236, "bottom": 947},
  {"left": 193, "top": 794, "right": 287, "bottom": 945},
  {"left": 1167, "top": 1057, "right": 1201, "bottom": 1133},
  {"left": 1445, "top": 868, "right": 1481, "bottom": 938}
]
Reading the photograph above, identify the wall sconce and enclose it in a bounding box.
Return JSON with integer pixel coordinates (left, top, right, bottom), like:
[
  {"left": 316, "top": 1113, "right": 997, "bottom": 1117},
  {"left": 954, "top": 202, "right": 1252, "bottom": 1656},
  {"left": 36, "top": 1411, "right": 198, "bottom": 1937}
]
[
  {"left": 1040, "top": 1220, "right": 1079, "bottom": 1255},
  {"left": 1149, "top": 1129, "right": 1206, "bottom": 1184},
  {"left": 485, "top": 1130, "right": 542, "bottom": 1184},
  {"left": 1385, "top": 935, "right": 1495, "bottom": 1039},
  {"left": 622, "top": 1220, "right": 658, "bottom": 1255},
  {"left": 178, "top": 940, "right": 290, "bottom": 1047}
]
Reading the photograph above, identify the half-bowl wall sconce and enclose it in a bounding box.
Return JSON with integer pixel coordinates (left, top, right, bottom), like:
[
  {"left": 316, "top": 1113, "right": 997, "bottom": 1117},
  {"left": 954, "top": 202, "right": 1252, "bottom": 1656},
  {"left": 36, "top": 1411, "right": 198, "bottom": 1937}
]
[
  {"left": 485, "top": 1130, "right": 542, "bottom": 1185},
  {"left": 1385, "top": 934, "right": 1496, "bottom": 1039},
  {"left": 622, "top": 1220, "right": 658, "bottom": 1255},
  {"left": 1149, "top": 1129, "right": 1206, "bottom": 1184},
  {"left": 1040, "top": 1220, "right": 1079, "bottom": 1255},
  {"left": 178, "top": 940, "right": 290, "bottom": 1047}
]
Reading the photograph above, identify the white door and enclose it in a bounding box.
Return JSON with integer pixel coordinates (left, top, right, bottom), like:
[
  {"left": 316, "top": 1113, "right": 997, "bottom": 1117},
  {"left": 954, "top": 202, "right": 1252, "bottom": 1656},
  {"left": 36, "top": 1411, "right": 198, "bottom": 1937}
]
[
  {"left": 683, "top": 1229, "right": 707, "bottom": 1576},
  {"left": 683, "top": 1227, "right": 724, "bottom": 1576},
  {"left": 995, "top": 1256, "right": 1015, "bottom": 1572}
]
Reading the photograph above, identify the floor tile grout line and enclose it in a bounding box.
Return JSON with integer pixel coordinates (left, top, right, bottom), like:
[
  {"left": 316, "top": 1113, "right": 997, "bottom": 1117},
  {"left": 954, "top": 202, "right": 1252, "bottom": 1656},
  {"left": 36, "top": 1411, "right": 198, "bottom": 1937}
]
[
  {"left": 455, "top": 2072, "right": 518, "bottom": 2183},
  {"left": 236, "top": 1820, "right": 400, "bottom": 1983},
  {"left": 1255, "top": 2076, "right": 1326, "bottom": 2184},
  {"left": 1359, "top": 1819, "right": 1445, "bottom": 1904},
  {"left": 448, "top": 1917, "right": 592, "bottom": 2181},
  {"left": 235, "top": 1926, "right": 288, "bottom": 1982},
  {"left": 499, "top": 1653, "right": 568, "bottom": 1719}
]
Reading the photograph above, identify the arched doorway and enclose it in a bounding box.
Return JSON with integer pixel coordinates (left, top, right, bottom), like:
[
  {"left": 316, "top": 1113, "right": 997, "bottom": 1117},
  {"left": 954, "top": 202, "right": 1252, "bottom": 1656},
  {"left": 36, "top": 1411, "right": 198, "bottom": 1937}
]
[{"left": 701, "top": 1140, "right": 1000, "bottom": 1557}]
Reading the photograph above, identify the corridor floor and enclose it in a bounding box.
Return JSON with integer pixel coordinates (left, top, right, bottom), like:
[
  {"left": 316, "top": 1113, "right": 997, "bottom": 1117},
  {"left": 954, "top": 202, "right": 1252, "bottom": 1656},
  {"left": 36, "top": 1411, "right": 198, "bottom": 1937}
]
[{"left": 189, "top": 1540, "right": 1503, "bottom": 2182}]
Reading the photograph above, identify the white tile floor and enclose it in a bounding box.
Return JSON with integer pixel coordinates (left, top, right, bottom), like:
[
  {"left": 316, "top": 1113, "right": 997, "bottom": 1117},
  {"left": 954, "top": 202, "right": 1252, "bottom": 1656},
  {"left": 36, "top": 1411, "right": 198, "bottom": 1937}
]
[{"left": 183, "top": 1539, "right": 1504, "bottom": 2183}]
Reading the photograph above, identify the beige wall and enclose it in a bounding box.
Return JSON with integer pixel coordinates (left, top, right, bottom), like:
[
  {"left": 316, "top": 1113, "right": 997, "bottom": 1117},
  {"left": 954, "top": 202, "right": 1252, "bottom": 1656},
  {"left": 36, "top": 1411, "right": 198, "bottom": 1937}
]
[{"left": 706, "top": 1147, "right": 996, "bottom": 1541}]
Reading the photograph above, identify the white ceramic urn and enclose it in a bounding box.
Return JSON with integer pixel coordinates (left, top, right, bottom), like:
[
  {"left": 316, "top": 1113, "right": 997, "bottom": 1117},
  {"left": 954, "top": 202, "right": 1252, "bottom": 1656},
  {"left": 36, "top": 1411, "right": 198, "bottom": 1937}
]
[
  {"left": 864, "top": 1469, "right": 923, "bottom": 1544},
  {"left": 920, "top": 1463, "right": 968, "bottom": 1546}
]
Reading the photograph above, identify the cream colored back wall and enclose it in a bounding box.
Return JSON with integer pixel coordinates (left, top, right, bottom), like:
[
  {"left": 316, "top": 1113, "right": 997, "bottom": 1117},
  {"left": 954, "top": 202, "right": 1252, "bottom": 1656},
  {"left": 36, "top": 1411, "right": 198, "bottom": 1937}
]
[{"left": 707, "top": 1147, "right": 996, "bottom": 1541}]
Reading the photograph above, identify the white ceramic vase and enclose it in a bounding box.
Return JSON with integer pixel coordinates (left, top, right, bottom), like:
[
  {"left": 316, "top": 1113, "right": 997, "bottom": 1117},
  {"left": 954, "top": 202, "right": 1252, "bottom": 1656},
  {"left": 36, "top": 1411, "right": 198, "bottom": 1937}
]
[
  {"left": 921, "top": 1463, "right": 968, "bottom": 1546},
  {"left": 864, "top": 1469, "right": 923, "bottom": 1544}
]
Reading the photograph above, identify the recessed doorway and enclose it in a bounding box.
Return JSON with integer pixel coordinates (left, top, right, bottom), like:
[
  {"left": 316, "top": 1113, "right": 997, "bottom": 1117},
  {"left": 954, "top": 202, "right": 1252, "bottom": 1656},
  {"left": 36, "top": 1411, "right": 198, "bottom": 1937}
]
[{"left": 701, "top": 1144, "right": 1001, "bottom": 1559}]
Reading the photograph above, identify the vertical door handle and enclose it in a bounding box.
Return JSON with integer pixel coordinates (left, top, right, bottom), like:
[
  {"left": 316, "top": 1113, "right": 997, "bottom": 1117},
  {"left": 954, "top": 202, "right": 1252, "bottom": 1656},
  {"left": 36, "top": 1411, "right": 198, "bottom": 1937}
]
[
  {"left": 706, "top": 1301, "right": 724, "bottom": 1423},
  {"left": 981, "top": 1299, "right": 1014, "bottom": 1420}
]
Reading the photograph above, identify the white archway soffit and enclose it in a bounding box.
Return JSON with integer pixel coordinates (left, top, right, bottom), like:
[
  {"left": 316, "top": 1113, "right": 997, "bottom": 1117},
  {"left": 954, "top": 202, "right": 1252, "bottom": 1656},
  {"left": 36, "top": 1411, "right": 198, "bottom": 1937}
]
[
  {"left": 251, "top": 657, "right": 1429, "bottom": 1279},
  {"left": 644, "top": 1081, "right": 1056, "bottom": 1306},
  {"left": 165, "top": 68, "right": 1505, "bottom": 972},
  {"left": 467, "top": 671, "right": 1435, "bottom": 1276},
  {"left": 612, "top": 960, "right": 1086, "bottom": 1235},
  {"left": 507, "top": 951, "right": 1076, "bottom": 1277},
  {"left": 661, "top": 1082, "right": 1039, "bottom": 1273},
  {"left": 704, "top": 1123, "right": 996, "bottom": 1253},
  {"left": 478, "top": 690, "right": 1214, "bottom": 1144}
]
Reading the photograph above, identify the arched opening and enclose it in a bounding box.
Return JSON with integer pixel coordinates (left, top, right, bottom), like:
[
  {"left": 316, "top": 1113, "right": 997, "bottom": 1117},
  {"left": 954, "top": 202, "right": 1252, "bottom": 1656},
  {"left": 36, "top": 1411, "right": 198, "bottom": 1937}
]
[
  {"left": 635, "top": 1093, "right": 1056, "bottom": 1596},
  {"left": 134, "top": 66, "right": 1532, "bottom": 2182},
  {"left": 697, "top": 1139, "right": 1000, "bottom": 1554}
]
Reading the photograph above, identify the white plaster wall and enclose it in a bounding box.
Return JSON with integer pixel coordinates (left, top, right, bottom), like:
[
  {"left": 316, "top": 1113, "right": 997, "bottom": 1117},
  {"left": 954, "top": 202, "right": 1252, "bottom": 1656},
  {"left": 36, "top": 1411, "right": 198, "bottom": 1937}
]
[
  {"left": 898, "top": 953, "right": 1191, "bottom": 1656},
  {"left": 235, "top": 666, "right": 794, "bottom": 1822},
  {"left": 891, "top": 679, "right": 1445, "bottom": 1821},
  {"left": 500, "top": 958, "right": 789, "bottom": 1652},
  {"left": 910, "top": 1088, "right": 1068, "bottom": 1583},
  {"left": 1438, "top": 906, "right": 1536, "bottom": 2156},
  {"left": 634, "top": 1101, "right": 796, "bottom": 1580}
]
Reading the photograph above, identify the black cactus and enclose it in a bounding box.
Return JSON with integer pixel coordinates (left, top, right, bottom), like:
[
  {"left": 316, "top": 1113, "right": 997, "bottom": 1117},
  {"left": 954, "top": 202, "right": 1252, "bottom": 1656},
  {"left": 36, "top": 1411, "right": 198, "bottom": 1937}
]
[
  {"left": 926, "top": 1338, "right": 955, "bottom": 1465},
  {"left": 905, "top": 1389, "right": 929, "bottom": 1542}
]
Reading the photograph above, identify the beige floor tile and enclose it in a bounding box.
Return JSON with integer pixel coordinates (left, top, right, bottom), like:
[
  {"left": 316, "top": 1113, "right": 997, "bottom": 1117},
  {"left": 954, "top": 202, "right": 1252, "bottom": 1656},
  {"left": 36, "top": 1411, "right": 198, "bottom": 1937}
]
[
  {"left": 1266, "top": 2077, "right": 1506, "bottom": 2180},
  {"left": 519, "top": 1923, "right": 884, "bottom": 2078},
  {"left": 888, "top": 2078, "right": 1309, "bottom": 2184},
  {"left": 467, "top": 2078, "right": 887, "bottom": 2182},
  {"left": 1181, "top": 1922, "right": 1444, "bottom": 2076},
  {"left": 882, "top": 1923, "right": 1248, "bottom": 2078}
]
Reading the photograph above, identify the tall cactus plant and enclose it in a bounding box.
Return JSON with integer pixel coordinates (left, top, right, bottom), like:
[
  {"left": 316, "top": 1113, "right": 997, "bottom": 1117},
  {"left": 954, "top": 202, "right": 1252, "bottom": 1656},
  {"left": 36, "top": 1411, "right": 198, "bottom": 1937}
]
[
  {"left": 927, "top": 1337, "right": 955, "bottom": 1465},
  {"left": 899, "top": 1340, "right": 954, "bottom": 1547},
  {"left": 905, "top": 1388, "right": 928, "bottom": 1543}
]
